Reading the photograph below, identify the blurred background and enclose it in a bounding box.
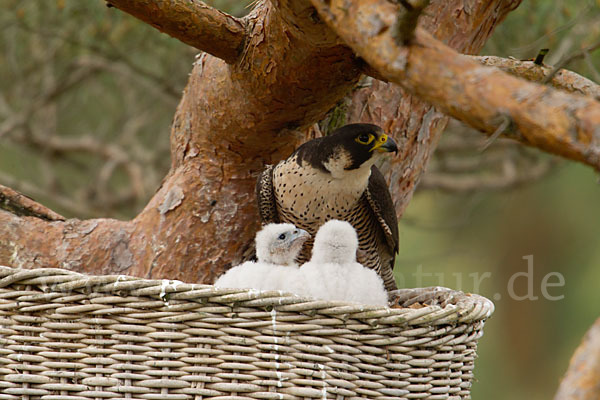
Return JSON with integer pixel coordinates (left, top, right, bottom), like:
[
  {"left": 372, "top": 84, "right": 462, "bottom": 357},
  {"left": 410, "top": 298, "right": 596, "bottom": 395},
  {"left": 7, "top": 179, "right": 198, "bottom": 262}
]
[{"left": 1, "top": 0, "right": 599, "bottom": 398}]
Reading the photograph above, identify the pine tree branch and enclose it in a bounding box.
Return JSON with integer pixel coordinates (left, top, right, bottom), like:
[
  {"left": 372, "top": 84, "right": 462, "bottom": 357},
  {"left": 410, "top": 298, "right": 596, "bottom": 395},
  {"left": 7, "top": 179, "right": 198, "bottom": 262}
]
[
  {"left": 471, "top": 55, "right": 600, "bottom": 100},
  {"left": 543, "top": 41, "right": 600, "bottom": 85},
  {"left": 0, "top": 0, "right": 524, "bottom": 282},
  {"left": 104, "top": 0, "right": 246, "bottom": 64},
  {"left": 310, "top": 0, "right": 600, "bottom": 171},
  {"left": 0, "top": 184, "right": 65, "bottom": 221}
]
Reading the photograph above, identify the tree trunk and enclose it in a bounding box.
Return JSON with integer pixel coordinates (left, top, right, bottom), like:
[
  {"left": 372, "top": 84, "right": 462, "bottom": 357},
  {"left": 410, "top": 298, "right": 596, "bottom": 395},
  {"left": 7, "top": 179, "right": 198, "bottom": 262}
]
[
  {"left": 3, "top": 0, "right": 586, "bottom": 285},
  {"left": 554, "top": 318, "right": 600, "bottom": 400},
  {"left": 343, "top": 0, "right": 521, "bottom": 216}
]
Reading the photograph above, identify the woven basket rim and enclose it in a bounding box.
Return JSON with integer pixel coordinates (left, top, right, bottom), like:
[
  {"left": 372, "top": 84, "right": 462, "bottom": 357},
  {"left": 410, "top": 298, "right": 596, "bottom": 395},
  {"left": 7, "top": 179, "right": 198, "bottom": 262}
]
[{"left": 0, "top": 266, "right": 494, "bottom": 326}]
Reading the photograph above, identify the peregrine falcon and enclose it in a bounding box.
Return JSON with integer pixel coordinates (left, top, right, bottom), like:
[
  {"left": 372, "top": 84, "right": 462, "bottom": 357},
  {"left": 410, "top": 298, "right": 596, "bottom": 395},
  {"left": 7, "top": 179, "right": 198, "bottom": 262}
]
[{"left": 256, "top": 123, "right": 399, "bottom": 292}]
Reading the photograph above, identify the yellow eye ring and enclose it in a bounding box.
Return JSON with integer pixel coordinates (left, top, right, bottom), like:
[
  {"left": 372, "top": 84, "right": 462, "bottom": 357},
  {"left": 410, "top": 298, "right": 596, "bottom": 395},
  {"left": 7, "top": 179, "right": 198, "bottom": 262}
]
[{"left": 355, "top": 133, "right": 375, "bottom": 145}]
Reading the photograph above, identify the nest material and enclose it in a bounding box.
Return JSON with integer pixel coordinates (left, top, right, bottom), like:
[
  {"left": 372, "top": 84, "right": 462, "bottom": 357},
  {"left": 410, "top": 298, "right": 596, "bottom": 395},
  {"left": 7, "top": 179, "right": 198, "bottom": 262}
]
[{"left": 0, "top": 266, "right": 494, "bottom": 399}]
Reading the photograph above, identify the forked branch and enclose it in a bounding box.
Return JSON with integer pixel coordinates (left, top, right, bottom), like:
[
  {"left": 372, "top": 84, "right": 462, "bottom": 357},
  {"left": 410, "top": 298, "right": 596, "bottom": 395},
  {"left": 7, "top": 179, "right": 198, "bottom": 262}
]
[{"left": 310, "top": 0, "right": 600, "bottom": 171}]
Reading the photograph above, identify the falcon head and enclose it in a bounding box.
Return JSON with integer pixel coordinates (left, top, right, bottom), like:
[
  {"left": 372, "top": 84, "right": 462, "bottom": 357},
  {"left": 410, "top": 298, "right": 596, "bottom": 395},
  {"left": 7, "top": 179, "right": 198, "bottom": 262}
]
[
  {"left": 297, "top": 123, "right": 398, "bottom": 178},
  {"left": 311, "top": 220, "right": 359, "bottom": 265},
  {"left": 255, "top": 223, "right": 310, "bottom": 266}
]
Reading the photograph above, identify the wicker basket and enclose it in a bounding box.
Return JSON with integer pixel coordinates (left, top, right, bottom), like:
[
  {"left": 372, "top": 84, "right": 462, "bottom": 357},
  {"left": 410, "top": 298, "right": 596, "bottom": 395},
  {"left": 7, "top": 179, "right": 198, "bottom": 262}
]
[{"left": 0, "top": 266, "right": 494, "bottom": 400}]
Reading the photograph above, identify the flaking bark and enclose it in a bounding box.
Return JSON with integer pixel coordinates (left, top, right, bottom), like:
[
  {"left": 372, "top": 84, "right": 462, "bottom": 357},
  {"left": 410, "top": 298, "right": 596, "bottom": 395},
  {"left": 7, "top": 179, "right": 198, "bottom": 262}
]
[
  {"left": 471, "top": 55, "right": 600, "bottom": 100},
  {"left": 344, "top": 0, "right": 521, "bottom": 216},
  {"left": 1, "top": 0, "right": 363, "bottom": 281},
  {"left": 554, "top": 318, "right": 600, "bottom": 400},
  {"left": 104, "top": 0, "right": 246, "bottom": 64},
  {"left": 310, "top": 0, "right": 600, "bottom": 171},
  {"left": 0, "top": 184, "right": 65, "bottom": 222},
  {"left": 0, "top": 0, "right": 534, "bottom": 284}
]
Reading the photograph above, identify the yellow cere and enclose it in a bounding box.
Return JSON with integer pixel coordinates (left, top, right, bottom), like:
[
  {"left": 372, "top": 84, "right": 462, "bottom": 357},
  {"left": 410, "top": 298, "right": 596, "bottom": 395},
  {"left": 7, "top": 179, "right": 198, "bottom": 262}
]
[{"left": 370, "top": 134, "right": 388, "bottom": 152}]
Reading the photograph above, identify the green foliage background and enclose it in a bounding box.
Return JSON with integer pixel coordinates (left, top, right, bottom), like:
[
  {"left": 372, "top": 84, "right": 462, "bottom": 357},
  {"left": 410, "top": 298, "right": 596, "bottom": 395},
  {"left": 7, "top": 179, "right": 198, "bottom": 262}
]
[
  {"left": 1, "top": 1, "right": 599, "bottom": 399},
  {"left": 402, "top": 1, "right": 600, "bottom": 398}
]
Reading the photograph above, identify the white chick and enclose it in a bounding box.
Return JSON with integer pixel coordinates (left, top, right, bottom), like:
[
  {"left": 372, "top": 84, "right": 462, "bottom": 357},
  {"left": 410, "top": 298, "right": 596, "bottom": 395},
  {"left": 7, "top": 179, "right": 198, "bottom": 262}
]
[
  {"left": 296, "top": 220, "right": 388, "bottom": 306},
  {"left": 214, "top": 223, "right": 309, "bottom": 291}
]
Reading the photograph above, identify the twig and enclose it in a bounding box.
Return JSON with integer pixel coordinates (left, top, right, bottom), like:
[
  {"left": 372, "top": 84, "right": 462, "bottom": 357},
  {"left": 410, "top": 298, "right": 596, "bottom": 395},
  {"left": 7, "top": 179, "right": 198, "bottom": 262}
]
[
  {"left": 583, "top": 51, "right": 600, "bottom": 83},
  {"left": 480, "top": 114, "right": 511, "bottom": 151},
  {"left": 14, "top": 20, "right": 182, "bottom": 100},
  {"left": 420, "top": 157, "right": 557, "bottom": 192},
  {"left": 534, "top": 48, "right": 549, "bottom": 65},
  {"left": 73, "top": 55, "right": 180, "bottom": 101},
  {"left": 543, "top": 40, "right": 600, "bottom": 84},
  {"left": 395, "top": 0, "right": 430, "bottom": 45},
  {"left": 0, "top": 64, "right": 101, "bottom": 139},
  {"left": 471, "top": 55, "right": 600, "bottom": 100},
  {"left": 437, "top": 151, "right": 511, "bottom": 173},
  {"left": 0, "top": 173, "right": 98, "bottom": 218}
]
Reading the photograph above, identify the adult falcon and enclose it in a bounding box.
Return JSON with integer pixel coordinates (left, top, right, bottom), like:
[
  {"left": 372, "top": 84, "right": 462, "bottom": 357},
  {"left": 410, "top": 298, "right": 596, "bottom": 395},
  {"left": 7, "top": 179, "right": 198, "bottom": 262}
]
[{"left": 256, "top": 123, "right": 400, "bottom": 292}]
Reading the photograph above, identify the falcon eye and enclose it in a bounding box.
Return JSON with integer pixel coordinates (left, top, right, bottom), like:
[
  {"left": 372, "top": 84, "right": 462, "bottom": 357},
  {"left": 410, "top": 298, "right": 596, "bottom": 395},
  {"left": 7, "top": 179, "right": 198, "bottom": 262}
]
[
  {"left": 278, "top": 233, "right": 286, "bottom": 240},
  {"left": 355, "top": 133, "right": 374, "bottom": 145}
]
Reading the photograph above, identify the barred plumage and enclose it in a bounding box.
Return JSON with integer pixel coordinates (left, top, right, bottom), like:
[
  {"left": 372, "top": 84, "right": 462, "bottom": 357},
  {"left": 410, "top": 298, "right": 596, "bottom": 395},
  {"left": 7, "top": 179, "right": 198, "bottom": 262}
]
[{"left": 256, "top": 124, "right": 399, "bottom": 292}]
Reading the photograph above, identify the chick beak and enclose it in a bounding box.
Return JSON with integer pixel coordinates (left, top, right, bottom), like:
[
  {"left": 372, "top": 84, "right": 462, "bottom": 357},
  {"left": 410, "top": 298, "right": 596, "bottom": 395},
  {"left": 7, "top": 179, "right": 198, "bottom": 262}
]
[
  {"left": 291, "top": 229, "right": 310, "bottom": 245},
  {"left": 371, "top": 134, "right": 398, "bottom": 153}
]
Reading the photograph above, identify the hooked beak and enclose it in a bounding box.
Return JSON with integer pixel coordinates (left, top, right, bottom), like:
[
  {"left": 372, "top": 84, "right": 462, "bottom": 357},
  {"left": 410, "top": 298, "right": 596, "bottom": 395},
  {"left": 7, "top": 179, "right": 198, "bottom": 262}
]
[
  {"left": 370, "top": 134, "right": 398, "bottom": 153},
  {"left": 291, "top": 228, "right": 310, "bottom": 245}
]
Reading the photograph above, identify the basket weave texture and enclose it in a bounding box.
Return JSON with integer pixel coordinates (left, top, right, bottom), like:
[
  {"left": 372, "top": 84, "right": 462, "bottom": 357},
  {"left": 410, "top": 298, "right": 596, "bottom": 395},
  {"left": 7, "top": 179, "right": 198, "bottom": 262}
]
[{"left": 0, "top": 267, "right": 493, "bottom": 400}]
